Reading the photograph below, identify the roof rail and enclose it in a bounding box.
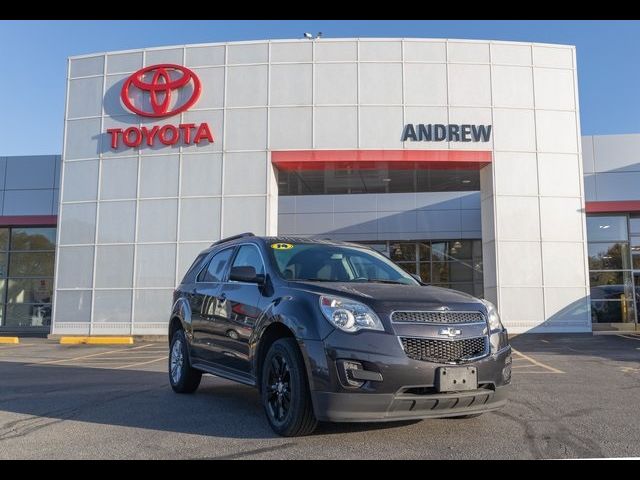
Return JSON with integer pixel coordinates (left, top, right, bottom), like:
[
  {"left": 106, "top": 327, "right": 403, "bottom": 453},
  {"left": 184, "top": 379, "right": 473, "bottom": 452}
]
[{"left": 210, "top": 232, "right": 255, "bottom": 247}]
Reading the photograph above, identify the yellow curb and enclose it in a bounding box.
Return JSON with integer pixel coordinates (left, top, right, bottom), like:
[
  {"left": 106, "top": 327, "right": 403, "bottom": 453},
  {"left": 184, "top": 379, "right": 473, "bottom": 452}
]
[
  {"left": 60, "top": 336, "right": 134, "bottom": 345},
  {"left": 0, "top": 337, "right": 19, "bottom": 344}
]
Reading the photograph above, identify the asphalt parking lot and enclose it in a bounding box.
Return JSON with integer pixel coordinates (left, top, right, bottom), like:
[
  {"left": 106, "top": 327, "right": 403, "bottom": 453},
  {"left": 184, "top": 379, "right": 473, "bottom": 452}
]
[{"left": 1, "top": 333, "right": 639, "bottom": 459}]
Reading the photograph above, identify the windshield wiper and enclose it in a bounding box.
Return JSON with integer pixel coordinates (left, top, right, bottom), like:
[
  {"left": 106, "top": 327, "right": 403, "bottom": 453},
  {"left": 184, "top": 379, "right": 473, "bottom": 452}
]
[
  {"left": 359, "top": 279, "right": 408, "bottom": 285},
  {"left": 294, "top": 278, "right": 336, "bottom": 282},
  {"left": 292, "top": 278, "right": 409, "bottom": 285}
]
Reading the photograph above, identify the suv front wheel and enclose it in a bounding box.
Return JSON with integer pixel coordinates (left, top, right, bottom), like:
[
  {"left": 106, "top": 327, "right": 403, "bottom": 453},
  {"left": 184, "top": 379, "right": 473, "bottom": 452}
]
[
  {"left": 169, "top": 329, "right": 202, "bottom": 393},
  {"left": 261, "top": 338, "right": 318, "bottom": 437}
]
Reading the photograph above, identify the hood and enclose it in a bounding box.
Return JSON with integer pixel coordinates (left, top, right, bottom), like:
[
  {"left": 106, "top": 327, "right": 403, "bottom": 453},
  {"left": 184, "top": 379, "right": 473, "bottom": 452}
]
[{"left": 288, "top": 281, "right": 485, "bottom": 314}]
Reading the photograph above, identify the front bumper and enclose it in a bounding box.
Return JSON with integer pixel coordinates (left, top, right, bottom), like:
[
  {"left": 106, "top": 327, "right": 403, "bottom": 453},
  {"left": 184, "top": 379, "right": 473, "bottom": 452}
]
[
  {"left": 301, "top": 329, "right": 511, "bottom": 423},
  {"left": 312, "top": 384, "right": 510, "bottom": 422}
]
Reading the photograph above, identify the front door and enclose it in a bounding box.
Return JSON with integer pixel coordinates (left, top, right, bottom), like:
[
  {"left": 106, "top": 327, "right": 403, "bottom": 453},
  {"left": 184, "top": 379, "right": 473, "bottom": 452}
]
[{"left": 215, "top": 244, "right": 267, "bottom": 374}]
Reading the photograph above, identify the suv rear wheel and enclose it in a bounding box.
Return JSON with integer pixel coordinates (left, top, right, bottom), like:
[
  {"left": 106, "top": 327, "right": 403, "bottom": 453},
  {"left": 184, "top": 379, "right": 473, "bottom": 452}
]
[
  {"left": 261, "top": 338, "right": 317, "bottom": 437},
  {"left": 169, "top": 329, "right": 202, "bottom": 393}
]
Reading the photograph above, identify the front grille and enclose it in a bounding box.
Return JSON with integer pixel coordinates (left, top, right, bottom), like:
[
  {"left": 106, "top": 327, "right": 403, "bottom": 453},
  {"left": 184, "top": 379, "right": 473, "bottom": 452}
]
[
  {"left": 400, "top": 336, "right": 488, "bottom": 363},
  {"left": 392, "top": 311, "right": 484, "bottom": 324}
]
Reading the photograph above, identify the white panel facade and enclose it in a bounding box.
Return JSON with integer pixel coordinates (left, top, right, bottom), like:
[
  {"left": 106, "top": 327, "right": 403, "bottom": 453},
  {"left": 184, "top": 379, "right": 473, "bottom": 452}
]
[
  {"left": 584, "top": 133, "right": 640, "bottom": 202},
  {"left": 55, "top": 38, "right": 589, "bottom": 336}
]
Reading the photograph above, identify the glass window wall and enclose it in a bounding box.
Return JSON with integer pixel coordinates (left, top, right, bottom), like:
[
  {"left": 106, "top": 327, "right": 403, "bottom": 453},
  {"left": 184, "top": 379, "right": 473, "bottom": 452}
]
[
  {"left": 587, "top": 215, "right": 636, "bottom": 325},
  {"left": 0, "top": 227, "right": 56, "bottom": 329},
  {"left": 358, "top": 239, "right": 483, "bottom": 298}
]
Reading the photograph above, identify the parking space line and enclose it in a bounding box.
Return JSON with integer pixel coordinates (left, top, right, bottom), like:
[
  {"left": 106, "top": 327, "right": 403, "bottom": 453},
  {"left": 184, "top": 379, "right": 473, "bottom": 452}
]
[
  {"left": 617, "top": 334, "right": 640, "bottom": 341},
  {"left": 512, "top": 371, "right": 561, "bottom": 374},
  {"left": 71, "top": 356, "right": 161, "bottom": 361},
  {"left": 511, "top": 364, "right": 538, "bottom": 369},
  {"left": 511, "top": 348, "right": 565, "bottom": 374},
  {"left": 114, "top": 356, "right": 168, "bottom": 370},
  {"left": 31, "top": 343, "right": 156, "bottom": 366}
]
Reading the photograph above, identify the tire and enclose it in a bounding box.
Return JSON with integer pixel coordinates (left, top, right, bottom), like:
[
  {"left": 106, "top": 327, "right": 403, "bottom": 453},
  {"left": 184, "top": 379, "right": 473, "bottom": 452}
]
[
  {"left": 261, "top": 338, "right": 318, "bottom": 437},
  {"left": 169, "top": 329, "right": 202, "bottom": 393}
]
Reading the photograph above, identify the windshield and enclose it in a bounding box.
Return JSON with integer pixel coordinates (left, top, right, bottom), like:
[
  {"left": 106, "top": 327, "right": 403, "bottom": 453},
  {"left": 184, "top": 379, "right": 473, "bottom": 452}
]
[{"left": 269, "top": 242, "right": 419, "bottom": 285}]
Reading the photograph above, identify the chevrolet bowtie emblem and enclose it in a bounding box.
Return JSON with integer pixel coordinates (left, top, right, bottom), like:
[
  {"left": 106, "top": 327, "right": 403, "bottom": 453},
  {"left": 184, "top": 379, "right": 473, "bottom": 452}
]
[{"left": 439, "top": 327, "right": 462, "bottom": 338}]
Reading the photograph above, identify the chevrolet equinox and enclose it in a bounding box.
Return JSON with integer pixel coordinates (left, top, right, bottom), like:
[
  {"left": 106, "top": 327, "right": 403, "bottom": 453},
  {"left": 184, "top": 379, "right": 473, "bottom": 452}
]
[{"left": 168, "top": 233, "right": 512, "bottom": 436}]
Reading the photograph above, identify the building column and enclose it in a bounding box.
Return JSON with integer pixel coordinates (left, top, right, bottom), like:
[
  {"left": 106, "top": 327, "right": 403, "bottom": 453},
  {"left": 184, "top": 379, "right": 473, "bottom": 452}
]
[{"left": 481, "top": 136, "right": 591, "bottom": 333}]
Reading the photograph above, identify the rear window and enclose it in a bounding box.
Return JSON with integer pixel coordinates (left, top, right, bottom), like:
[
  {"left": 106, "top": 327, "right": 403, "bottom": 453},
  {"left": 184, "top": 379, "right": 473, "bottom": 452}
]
[
  {"left": 198, "top": 248, "right": 235, "bottom": 282},
  {"left": 182, "top": 252, "right": 209, "bottom": 284}
]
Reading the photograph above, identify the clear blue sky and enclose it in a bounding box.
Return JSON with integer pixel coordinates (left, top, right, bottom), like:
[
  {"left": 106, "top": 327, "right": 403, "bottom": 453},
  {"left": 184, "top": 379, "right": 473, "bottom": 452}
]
[{"left": 1, "top": 20, "right": 638, "bottom": 156}]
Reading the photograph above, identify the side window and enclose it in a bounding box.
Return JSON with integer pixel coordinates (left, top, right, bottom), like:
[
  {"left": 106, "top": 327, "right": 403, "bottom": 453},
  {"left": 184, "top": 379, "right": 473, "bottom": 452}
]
[
  {"left": 231, "top": 245, "right": 265, "bottom": 276},
  {"left": 197, "top": 248, "right": 234, "bottom": 283}
]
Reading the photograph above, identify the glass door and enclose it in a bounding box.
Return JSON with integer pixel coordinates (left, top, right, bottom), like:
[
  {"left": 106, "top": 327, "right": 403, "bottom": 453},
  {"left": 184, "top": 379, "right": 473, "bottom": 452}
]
[
  {"left": 629, "top": 216, "right": 640, "bottom": 331},
  {"left": 587, "top": 215, "right": 638, "bottom": 331}
]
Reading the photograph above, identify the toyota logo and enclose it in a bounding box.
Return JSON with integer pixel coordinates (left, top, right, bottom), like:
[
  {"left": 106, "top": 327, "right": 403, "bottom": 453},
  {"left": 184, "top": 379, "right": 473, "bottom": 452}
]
[{"left": 120, "top": 64, "right": 201, "bottom": 118}]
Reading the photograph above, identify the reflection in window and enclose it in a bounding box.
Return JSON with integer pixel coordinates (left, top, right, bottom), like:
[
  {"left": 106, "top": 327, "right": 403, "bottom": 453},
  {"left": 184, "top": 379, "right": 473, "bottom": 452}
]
[
  {"left": 10, "top": 228, "right": 56, "bottom": 251},
  {"left": 631, "top": 237, "right": 640, "bottom": 269},
  {"left": 588, "top": 242, "right": 630, "bottom": 270},
  {"left": 390, "top": 243, "right": 416, "bottom": 262},
  {"left": 591, "top": 300, "right": 636, "bottom": 323},
  {"left": 8, "top": 252, "right": 55, "bottom": 277},
  {"left": 277, "top": 169, "right": 480, "bottom": 196},
  {"left": 586, "top": 216, "right": 628, "bottom": 242},
  {"left": 589, "top": 271, "right": 634, "bottom": 300},
  {"left": 358, "top": 239, "right": 483, "bottom": 297}
]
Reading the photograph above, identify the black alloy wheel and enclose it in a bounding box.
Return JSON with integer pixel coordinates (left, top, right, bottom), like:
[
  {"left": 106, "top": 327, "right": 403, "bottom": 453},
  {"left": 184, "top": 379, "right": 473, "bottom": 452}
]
[{"left": 261, "top": 338, "right": 317, "bottom": 436}]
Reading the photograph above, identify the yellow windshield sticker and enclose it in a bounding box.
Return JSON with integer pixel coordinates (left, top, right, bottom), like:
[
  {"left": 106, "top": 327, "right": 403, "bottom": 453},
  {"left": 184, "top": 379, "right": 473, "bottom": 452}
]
[{"left": 271, "top": 242, "right": 294, "bottom": 250}]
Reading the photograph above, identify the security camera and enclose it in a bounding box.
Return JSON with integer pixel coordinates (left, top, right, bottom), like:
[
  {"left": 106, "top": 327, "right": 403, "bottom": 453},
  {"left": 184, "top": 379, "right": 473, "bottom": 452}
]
[{"left": 303, "top": 32, "right": 313, "bottom": 39}]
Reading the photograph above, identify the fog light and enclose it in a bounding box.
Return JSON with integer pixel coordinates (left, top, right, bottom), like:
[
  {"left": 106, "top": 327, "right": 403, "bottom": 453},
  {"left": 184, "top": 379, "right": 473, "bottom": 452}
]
[{"left": 338, "top": 360, "right": 365, "bottom": 388}]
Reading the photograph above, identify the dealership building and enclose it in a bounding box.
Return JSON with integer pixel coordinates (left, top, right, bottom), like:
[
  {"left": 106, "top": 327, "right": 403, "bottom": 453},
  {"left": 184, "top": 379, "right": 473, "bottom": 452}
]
[{"left": 1, "top": 37, "right": 639, "bottom": 336}]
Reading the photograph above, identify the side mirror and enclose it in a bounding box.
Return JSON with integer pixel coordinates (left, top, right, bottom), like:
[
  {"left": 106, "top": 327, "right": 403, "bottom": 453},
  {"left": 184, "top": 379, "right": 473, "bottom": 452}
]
[
  {"left": 411, "top": 273, "right": 423, "bottom": 283},
  {"left": 229, "top": 266, "right": 265, "bottom": 285}
]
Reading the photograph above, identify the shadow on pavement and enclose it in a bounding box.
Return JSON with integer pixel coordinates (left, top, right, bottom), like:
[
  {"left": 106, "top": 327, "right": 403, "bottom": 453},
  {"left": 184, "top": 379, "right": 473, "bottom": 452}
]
[
  {"left": 1, "top": 334, "right": 638, "bottom": 441},
  {"left": 0, "top": 361, "right": 419, "bottom": 440}
]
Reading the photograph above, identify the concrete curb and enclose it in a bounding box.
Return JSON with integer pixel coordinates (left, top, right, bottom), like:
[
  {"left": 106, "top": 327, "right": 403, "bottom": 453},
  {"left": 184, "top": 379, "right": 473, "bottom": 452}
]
[
  {"left": 59, "top": 336, "right": 134, "bottom": 345},
  {"left": 48, "top": 334, "right": 167, "bottom": 342},
  {"left": 0, "top": 337, "right": 19, "bottom": 344}
]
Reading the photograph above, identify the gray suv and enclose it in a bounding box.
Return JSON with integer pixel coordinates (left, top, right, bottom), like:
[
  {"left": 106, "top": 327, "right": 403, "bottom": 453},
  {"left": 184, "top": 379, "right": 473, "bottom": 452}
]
[{"left": 168, "top": 234, "right": 512, "bottom": 436}]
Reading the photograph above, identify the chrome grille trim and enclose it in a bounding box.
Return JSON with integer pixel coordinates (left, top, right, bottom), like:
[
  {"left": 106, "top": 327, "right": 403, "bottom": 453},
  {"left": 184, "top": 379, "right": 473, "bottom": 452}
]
[{"left": 391, "top": 310, "right": 486, "bottom": 325}]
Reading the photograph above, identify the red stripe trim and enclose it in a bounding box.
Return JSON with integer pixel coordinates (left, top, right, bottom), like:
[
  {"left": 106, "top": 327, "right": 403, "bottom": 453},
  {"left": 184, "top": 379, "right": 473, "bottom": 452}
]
[
  {"left": 585, "top": 201, "right": 640, "bottom": 214},
  {"left": 271, "top": 150, "right": 492, "bottom": 171},
  {"left": 0, "top": 215, "right": 57, "bottom": 227}
]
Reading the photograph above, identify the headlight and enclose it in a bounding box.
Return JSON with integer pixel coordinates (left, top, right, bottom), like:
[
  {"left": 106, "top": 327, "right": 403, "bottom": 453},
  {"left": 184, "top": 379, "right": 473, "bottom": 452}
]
[
  {"left": 481, "top": 299, "right": 504, "bottom": 332},
  {"left": 319, "top": 295, "right": 384, "bottom": 333}
]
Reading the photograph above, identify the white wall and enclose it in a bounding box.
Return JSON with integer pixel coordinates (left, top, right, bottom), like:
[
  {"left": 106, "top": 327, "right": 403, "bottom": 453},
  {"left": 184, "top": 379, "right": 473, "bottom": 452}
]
[{"left": 583, "top": 134, "right": 640, "bottom": 201}]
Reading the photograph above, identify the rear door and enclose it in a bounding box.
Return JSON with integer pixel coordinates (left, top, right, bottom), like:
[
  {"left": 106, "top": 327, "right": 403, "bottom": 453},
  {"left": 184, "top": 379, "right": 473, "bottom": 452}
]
[
  {"left": 190, "top": 247, "right": 235, "bottom": 363},
  {"left": 214, "top": 244, "right": 268, "bottom": 373}
]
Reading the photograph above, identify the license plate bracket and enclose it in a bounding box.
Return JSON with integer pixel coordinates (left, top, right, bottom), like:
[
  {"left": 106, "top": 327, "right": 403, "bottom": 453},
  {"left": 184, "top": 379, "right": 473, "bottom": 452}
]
[{"left": 435, "top": 366, "right": 478, "bottom": 392}]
